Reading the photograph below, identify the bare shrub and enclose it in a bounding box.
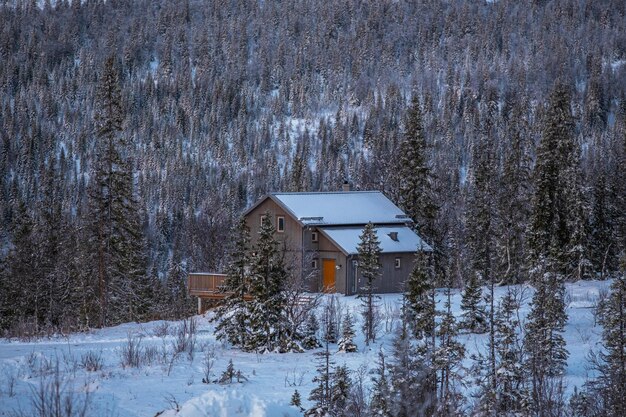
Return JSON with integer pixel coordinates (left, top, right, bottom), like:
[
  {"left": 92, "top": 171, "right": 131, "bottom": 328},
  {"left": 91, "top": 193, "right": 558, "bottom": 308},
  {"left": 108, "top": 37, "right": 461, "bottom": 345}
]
[
  {"left": 593, "top": 286, "right": 610, "bottom": 326},
  {"left": 80, "top": 351, "right": 103, "bottom": 372},
  {"left": 143, "top": 346, "right": 160, "bottom": 366},
  {"left": 8, "top": 317, "right": 38, "bottom": 341},
  {"left": 2, "top": 365, "right": 18, "bottom": 397},
  {"left": 163, "top": 393, "right": 180, "bottom": 412},
  {"left": 172, "top": 318, "right": 197, "bottom": 361},
  {"left": 152, "top": 322, "right": 170, "bottom": 338},
  {"left": 201, "top": 343, "right": 217, "bottom": 383},
  {"left": 119, "top": 333, "right": 143, "bottom": 368},
  {"left": 13, "top": 359, "right": 92, "bottom": 417},
  {"left": 283, "top": 367, "right": 308, "bottom": 387},
  {"left": 382, "top": 299, "right": 400, "bottom": 333}
]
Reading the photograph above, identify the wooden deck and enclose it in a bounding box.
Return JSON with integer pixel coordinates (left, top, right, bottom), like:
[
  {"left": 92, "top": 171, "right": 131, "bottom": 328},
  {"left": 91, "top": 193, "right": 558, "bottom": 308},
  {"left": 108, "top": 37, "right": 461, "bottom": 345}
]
[{"left": 188, "top": 273, "right": 253, "bottom": 300}]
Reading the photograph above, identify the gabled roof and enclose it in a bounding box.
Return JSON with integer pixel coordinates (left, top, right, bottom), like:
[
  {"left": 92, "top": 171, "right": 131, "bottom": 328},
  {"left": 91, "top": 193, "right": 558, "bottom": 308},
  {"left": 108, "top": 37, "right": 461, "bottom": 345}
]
[
  {"left": 318, "top": 226, "right": 433, "bottom": 256},
  {"left": 244, "top": 191, "right": 411, "bottom": 226}
]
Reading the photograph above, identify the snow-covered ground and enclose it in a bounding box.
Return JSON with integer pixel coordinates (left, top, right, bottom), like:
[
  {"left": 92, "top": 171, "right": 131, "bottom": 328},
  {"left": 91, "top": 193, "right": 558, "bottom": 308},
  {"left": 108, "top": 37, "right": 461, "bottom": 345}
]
[{"left": 0, "top": 280, "right": 610, "bottom": 417}]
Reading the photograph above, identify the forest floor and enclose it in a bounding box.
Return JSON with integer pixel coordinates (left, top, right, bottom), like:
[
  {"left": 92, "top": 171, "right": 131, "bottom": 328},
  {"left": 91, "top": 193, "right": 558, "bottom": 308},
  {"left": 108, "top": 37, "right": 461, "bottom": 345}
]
[{"left": 0, "top": 280, "right": 610, "bottom": 417}]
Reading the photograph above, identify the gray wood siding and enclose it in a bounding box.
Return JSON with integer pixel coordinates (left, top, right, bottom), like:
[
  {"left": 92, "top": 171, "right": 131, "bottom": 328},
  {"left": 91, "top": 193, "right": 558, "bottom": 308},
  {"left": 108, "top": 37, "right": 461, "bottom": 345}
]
[
  {"left": 245, "top": 198, "right": 304, "bottom": 283},
  {"left": 350, "top": 253, "right": 415, "bottom": 294}
]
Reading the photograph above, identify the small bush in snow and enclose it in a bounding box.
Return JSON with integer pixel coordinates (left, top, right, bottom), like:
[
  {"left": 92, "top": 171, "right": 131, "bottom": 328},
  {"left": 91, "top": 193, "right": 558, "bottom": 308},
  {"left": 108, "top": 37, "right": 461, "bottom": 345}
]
[
  {"left": 152, "top": 322, "right": 170, "bottom": 338},
  {"left": 80, "top": 351, "right": 103, "bottom": 372},
  {"left": 119, "top": 333, "right": 143, "bottom": 368},
  {"left": 201, "top": 343, "right": 217, "bottom": 384},
  {"left": 172, "top": 318, "right": 197, "bottom": 361},
  {"left": 2, "top": 365, "right": 18, "bottom": 397}
]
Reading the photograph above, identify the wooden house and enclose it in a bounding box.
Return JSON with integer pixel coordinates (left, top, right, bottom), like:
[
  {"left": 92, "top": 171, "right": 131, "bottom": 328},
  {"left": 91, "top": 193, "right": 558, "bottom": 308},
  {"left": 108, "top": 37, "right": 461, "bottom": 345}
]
[{"left": 189, "top": 187, "right": 432, "bottom": 311}]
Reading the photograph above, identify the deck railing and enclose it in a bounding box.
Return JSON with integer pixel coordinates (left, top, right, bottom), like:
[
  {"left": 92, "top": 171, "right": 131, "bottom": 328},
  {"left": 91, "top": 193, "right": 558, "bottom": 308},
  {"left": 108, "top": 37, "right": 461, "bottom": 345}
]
[{"left": 188, "top": 273, "right": 228, "bottom": 298}]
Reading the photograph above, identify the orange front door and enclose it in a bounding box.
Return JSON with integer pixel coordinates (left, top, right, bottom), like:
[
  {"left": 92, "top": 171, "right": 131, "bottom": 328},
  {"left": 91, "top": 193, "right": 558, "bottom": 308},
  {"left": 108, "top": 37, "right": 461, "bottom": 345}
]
[{"left": 322, "top": 259, "right": 336, "bottom": 292}]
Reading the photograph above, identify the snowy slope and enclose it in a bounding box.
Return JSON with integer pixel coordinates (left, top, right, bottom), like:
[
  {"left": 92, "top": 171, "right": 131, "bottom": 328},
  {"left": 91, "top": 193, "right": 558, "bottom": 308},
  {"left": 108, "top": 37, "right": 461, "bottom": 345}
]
[{"left": 0, "top": 280, "right": 610, "bottom": 416}]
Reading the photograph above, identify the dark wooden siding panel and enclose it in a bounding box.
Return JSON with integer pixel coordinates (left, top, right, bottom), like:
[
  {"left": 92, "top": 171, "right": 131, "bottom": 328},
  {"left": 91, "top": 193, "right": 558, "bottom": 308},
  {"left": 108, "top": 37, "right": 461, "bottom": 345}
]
[
  {"left": 245, "top": 197, "right": 304, "bottom": 285},
  {"left": 353, "top": 253, "right": 416, "bottom": 294}
]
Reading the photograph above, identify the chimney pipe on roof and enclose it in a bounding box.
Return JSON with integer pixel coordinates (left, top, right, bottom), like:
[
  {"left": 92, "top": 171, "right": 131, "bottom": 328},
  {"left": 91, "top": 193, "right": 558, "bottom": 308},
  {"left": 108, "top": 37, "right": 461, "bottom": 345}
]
[
  {"left": 388, "top": 232, "right": 399, "bottom": 241},
  {"left": 342, "top": 180, "right": 351, "bottom": 192}
]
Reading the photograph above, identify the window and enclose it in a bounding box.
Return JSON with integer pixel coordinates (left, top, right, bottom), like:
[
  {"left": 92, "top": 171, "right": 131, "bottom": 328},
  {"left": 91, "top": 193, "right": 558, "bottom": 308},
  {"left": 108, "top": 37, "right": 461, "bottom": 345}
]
[
  {"left": 311, "top": 231, "right": 318, "bottom": 242},
  {"left": 395, "top": 257, "right": 401, "bottom": 269},
  {"left": 311, "top": 259, "right": 318, "bottom": 269},
  {"left": 277, "top": 216, "right": 285, "bottom": 232},
  {"left": 260, "top": 214, "right": 267, "bottom": 224}
]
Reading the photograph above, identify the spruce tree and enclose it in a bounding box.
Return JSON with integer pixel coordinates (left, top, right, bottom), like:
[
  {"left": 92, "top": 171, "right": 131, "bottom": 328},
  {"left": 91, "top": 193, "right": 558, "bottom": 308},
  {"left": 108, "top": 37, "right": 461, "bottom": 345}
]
[
  {"left": 86, "top": 55, "right": 149, "bottom": 327},
  {"left": 330, "top": 365, "right": 352, "bottom": 417},
  {"left": 307, "top": 310, "right": 334, "bottom": 417},
  {"left": 370, "top": 349, "right": 392, "bottom": 417},
  {"left": 528, "top": 82, "right": 590, "bottom": 280},
  {"left": 459, "top": 272, "right": 486, "bottom": 333},
  {"left": 214, "top": 217, "right": 252, "bottom": 347},
  {"left": 405, "top": 249, "right": 436, "bottom": 341},
  {"left": 472, "top": 291, "right": 528, "bottom": 416},
  {"left": 389, "top": 315, "right": 436, "bottom": 417},
  {"left": 246, "top": 212, "right": 289, "bottom": 352},
  {"left": 337, "top": 312, "right": 357, "bottom": 353},
  {"left": 581, "top": 254, "right": 626, "bottom": 416},
  {"left": 396, "top": 94, "right": 437, "bottom": 241},
  {"left": 434, "top": 285, "right": 466, "bottom": 416},
  {"left": 291, "top": 390, "right": 303, "bottom": 411},
  {"left": 356, "top": 222, "right": 381, "bottom": 345},
  {"left": 524, "top": 259, "right": 569, "bottom": 416},
  {"left": 302, "top": 312, "right": 321, "bottom": 350}
]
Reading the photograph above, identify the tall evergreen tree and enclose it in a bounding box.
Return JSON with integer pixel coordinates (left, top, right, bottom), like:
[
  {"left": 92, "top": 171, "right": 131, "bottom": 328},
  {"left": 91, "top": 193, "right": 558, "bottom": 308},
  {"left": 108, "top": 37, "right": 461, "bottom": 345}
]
[
  {"left": 528, "top": 82, "right": 590, "bottom": 280},
  {"left": 405, "top": 248, "right": 436, "bottom": 341},
  {"left": 356, "top": 222, "right": 381, "bottom": 345},
  {"left": 86, "top": 55, "right": 149, "bottom": 327},
  {"left": 580, "top": 255, "right": 626, "bottom": 416},
  {"left": 396, "top": 94, "right": 437, "bottom": 242},
  {"left": 524, "top": 259, "right": 569, "bottom": 416},
  {"left": 370, "top": 349, "right": 392, "bottom": 417},
  {"left": 337, "top": 311, "right": 357, "bottom": 353},
  {"left": 245, "top": 212, "right": 290, "bottom": 352},
  {"left": 214, "top": 217, "right": 252, "bottom": 347},
  {"left": 459, "top": 272, "right": 486, "bottom": 333}
]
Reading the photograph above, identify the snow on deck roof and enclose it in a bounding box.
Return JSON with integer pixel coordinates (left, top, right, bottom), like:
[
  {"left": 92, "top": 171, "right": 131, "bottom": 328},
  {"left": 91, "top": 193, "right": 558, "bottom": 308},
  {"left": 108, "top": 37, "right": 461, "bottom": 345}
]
[
  {"left": 319, "top": 226, "right": 432, "bottom": 255},
  {"left": 271, "top": 191, "right": 409, "bottom": 225}
]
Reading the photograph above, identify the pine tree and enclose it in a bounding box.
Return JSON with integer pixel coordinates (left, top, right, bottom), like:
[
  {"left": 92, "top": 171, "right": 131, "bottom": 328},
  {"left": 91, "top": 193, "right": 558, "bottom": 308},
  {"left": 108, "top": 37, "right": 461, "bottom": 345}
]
[
  {"left": 214, "top": 217, "right": 252, "bottom": 347},
  {"left": 524, "top": 259, "right": 569, "bottom": 416},
  {"left": 434, "top": 285, "right": 466, "bottom": 416},
  {"left": 405, "top": 249, "right": 436, "bottom": 341},
  {"left": 86, "top": 55, "right": 149, "bottom": 327},
  {"left": 581, "top": 254, "right": 626, "bottom": 416},
  {"left": 302, "top": 312, "right": 321, "bottom": 350},
  {"left": 356, "top": 222, "right": 381, "bottom": 345},
  {"left": 291, "top": 390, "right": 303, "bottom": 411},
  {"left": 472, "top": 291, "right": 528, "bottom": 416},
  {"left": 528, "top": 82, "right": 590, "bottom": 280},
  {"left": 0, "top": 196, "right": 37, "bottom": 331},
  {"left": 396, "top": 94, "right": 437, "bottom": 242},
  {"left": 330, "top": 365, "right": 352, "bottom": 417},
  {"left": 308, "top": 310, "right": 334, "bottom": 417},
  {"left": 245, "top": 212, "right": 289, "bottom": 352},
  {"left": 337, "top": 312, "right": 357, "bottom": 353},
  {"left": 389, "top": 314, "right": 436, "bottom": 417},
  {"left": 459, "top": 272, "right": 486, "bottom": 333},
  {"left": 370, "top": 349, "right": 392, "bottom": 417}
]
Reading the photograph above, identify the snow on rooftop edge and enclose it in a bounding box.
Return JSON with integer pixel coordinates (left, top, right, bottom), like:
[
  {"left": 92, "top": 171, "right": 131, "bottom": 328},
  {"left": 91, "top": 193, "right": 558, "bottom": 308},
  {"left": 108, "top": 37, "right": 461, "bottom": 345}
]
[
  {"left": 319, "top": 225, "right": 432, "bottom": 255},
  {"left": 271, "top": 191, "right": 408, "bottom": 225}
]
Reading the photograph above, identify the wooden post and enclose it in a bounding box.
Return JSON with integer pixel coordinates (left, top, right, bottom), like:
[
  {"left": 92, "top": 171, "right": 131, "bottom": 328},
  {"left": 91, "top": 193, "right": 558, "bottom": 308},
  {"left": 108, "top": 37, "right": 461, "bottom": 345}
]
[{"left": 197, "top": 297, "right": 202, "bottom": 315}]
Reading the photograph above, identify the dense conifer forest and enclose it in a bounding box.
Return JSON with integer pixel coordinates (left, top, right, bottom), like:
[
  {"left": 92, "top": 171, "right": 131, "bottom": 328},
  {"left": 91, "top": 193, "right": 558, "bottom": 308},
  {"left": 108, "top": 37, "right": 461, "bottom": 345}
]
[{"left": 0, "top": 0, "right": 625, "bottom": 343}]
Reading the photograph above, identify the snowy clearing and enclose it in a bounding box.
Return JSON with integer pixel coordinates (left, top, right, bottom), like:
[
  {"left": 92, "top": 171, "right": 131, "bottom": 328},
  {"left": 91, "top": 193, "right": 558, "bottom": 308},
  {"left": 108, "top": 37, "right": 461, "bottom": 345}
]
[{"left": 0, "top": 280, "right": 610, "bottom": 417}]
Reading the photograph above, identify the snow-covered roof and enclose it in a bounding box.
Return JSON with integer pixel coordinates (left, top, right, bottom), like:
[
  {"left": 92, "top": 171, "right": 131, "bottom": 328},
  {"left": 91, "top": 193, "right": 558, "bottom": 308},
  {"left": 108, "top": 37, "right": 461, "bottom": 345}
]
[
  {"left": 266, "top": 191, "right": 410, "bottom": 226},
  {"left": 318, "top": 226, "right": 432, "bottom": 255}
]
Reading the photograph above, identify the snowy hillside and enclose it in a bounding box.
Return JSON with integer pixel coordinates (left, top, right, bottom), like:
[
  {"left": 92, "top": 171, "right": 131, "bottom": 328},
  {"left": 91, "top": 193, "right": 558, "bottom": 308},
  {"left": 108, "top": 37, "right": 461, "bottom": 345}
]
[{"left": 0, "top": 280, "right": 610, "bottom": 417}]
